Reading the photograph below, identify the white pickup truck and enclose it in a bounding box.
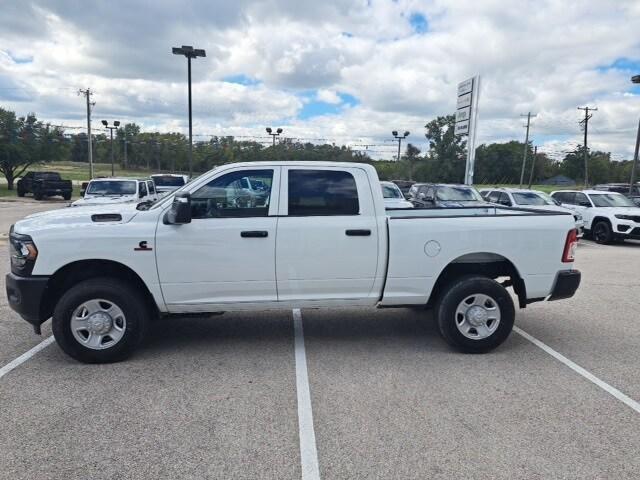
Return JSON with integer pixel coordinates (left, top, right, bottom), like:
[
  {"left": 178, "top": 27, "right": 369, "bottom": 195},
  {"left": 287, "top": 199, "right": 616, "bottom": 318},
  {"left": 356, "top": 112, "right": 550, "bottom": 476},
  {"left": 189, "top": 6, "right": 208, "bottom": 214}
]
[{"left": 6, "top": 162, "right": 581, "bottom": 363}]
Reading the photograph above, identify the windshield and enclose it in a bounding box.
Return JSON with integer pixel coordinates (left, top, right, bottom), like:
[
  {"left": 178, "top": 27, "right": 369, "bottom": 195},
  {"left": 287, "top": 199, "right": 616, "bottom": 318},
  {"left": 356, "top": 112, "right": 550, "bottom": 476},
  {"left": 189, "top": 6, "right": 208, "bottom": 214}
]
[
  {"left": 589, "top": 193, "right": 635, "bottom": 207},
  {"left": 86, "top": 180, "right": 136, "bottom": 196},
  {"left": 512, "top": 192, "right": 552, "bottom": 206},
  {"left": 151, "top": 175, "right": 185, "bottom": 187},
  {"left": 381, "top": 183, "right": 403, "bottom": 199},
  {"left": 436, "top": 186, "right": 483, "bottom": 202}
]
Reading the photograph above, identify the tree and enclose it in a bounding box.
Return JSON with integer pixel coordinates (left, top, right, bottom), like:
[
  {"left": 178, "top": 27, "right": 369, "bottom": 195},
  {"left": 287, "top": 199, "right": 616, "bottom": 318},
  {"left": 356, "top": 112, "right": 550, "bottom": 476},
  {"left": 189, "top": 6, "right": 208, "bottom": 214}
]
[
  {"left": 403, "top": 143, "right": 421, "bottom": 181},
  {"left": 424, "top": 115, "right": 467, "bottom": 182},
  {"left": 0, "top": 108, "right": 57, "bottom": 189}
]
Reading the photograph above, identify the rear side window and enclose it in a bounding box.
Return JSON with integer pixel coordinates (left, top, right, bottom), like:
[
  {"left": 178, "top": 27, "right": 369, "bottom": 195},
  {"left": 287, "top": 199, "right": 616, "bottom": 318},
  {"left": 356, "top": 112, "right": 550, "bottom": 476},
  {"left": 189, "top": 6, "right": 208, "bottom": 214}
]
[
  {"left": 147, "top": 181, "right": 155, "bottom": 194},
  {"left": 139, "top": 182, "right": 147, "bottom": 197},
  {"left": 487, "top": 191, "right": 500, "bottom": 203},
  {"left": 553, "top": 192, "right": 574, "bottom": 204},
  {"left": 288, "top": 170, "right": 359, "bottom": 216}
]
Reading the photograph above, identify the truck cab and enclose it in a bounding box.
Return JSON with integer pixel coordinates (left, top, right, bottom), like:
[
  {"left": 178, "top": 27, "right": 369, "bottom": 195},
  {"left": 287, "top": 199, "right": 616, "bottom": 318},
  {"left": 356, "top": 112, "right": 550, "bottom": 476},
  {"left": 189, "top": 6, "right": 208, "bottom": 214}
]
[{"left": 72, "top": 178, "right": 157, "bottom": 207}]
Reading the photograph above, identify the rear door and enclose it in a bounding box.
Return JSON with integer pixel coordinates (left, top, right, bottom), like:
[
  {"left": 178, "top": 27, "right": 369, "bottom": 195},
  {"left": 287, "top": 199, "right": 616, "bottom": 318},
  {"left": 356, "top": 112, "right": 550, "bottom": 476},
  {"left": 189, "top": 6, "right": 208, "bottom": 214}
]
[{"left": 275, "top": 166, "right": 379, "bottom": 301}]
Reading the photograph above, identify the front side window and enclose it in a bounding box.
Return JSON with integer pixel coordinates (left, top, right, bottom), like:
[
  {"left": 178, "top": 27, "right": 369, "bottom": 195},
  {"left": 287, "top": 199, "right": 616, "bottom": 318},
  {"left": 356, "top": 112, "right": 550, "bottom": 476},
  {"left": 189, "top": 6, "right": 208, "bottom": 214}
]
[
  {"left": 147, "top": 181, "right": 155, "bottom": 194},
  {"left": 554, "top": 192, "right": 575, "bottom": 204},
  {"left": 139, "top": 182, "right": 148, "bottom": 197},
  {"left": 574, "top": 193, "right": 591, "bottom": 206},
  {"left": 288, "top": 169, "right": 359, "bottom": 216},
  {"left": 191, "top": 169, "right": 273, "bottom": 219}
]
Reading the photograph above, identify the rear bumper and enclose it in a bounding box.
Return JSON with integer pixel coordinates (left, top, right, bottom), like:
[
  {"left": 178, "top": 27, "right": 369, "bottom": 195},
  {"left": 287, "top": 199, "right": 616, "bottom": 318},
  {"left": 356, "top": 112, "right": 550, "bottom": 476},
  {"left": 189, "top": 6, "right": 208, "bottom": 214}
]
[
  {"left": 548, "top": 270, "right": 581, "bottom": 301},
  {"left": 5, "top": 273, "right": 49, "bottom": 328}
]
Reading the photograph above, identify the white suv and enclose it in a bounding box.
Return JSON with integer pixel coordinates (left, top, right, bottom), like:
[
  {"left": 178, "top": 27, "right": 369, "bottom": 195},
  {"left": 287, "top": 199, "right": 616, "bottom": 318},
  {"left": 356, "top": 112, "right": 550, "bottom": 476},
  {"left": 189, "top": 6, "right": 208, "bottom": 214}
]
[
  {"left": 480, "top": 188, "right": 584, "bottom": 236},
  {"left": 551, "top": 190, "right": 640, "bottom": 244},
  {"left": 72, "top": 178, "right": 158, "bottom": 207}
]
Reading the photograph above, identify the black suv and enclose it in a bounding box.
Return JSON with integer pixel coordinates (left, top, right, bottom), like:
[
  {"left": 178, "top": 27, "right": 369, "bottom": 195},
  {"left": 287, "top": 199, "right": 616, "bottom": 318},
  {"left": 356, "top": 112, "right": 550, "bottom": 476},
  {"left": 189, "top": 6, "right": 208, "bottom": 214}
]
[{"left": 407, "top": 183, "right": 487, "bottom": 208}]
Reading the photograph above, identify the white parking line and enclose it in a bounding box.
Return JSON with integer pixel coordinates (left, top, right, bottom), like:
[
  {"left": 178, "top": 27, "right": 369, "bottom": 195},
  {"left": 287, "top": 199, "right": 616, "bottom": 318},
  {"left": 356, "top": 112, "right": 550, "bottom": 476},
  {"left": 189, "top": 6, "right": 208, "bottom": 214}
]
[
  {"left": 0, "top": 336, "right": 55, "bottom": 380},
  {"left": 514, "top": 326, "right": 640, "bottom": 414},
  {"left": 293, "top": 308, "right": 321, "bottom": 480}
]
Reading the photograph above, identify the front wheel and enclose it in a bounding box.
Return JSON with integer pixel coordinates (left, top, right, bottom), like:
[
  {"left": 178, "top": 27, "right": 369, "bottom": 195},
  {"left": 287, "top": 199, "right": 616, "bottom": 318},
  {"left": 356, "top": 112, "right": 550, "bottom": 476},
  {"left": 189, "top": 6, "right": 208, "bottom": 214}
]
[
  {"left": 435, "top": 275, "right": 515, "bottom": 353},
  {"left": 592, "top": 221, "right": 613, "bottom": 244},
  {"left": 52, "top": 277, "right": 149, "bottom": 363}
]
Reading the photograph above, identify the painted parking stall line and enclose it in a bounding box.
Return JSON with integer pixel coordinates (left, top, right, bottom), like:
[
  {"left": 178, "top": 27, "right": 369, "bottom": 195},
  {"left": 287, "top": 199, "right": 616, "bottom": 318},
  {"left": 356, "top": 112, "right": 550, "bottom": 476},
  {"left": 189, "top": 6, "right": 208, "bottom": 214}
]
[
  {"left": 0, "top": 336, "right": 55, "bottom": 380},
  {"left": 514, "top": 326, "right": 640, "bottom": 414},
  {"left": 293, "top": 308, "right": 321, "bottom": 480}
]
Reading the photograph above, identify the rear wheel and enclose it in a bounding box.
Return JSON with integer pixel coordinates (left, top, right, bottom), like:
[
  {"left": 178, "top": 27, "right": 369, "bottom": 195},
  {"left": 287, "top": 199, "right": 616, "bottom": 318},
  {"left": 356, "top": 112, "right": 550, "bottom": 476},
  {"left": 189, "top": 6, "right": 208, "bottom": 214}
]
[
  {"left": 63, "top": 192, "right": 72, "bottom": 200},
  {"left": 17, "top": 187, "right": 25, "bottom": 197},
  {"left": 34, "top": 191, "right": 43, "bottom": 200},
  {"left": 435, "top": 275, "right": 515, "bottom": 353},
  {"left": 52, "top": 277, "right": 149, "bottom": 363},
  {"left": 592, "top": 220, "right": 613, "bottom": 244}
]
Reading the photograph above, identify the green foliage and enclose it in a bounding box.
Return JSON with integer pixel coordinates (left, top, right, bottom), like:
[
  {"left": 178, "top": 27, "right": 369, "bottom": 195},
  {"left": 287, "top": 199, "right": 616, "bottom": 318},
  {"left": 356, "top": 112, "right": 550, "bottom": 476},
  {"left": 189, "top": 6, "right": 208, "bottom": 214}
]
[{"left": 0, "top": 108, "right": 67, "bottom": 189}]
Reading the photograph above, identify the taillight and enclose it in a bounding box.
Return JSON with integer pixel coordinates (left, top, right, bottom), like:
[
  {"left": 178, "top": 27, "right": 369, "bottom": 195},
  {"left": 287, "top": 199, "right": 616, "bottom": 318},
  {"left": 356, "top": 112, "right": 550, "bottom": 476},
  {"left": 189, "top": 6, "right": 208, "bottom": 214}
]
[{"left": 562, "top": 229, "right": 578, "bottom": 263}]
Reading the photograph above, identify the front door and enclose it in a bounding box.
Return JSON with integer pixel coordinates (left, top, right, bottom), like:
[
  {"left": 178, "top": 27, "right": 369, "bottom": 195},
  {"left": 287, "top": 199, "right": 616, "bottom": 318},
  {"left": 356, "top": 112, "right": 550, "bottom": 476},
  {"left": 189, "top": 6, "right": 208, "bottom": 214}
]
[
  {"left": 156, "top": 167, "right": 280, "bottom": 309},
  {"left": 275, "top": 166, "right": 380, "bottom": 301}
]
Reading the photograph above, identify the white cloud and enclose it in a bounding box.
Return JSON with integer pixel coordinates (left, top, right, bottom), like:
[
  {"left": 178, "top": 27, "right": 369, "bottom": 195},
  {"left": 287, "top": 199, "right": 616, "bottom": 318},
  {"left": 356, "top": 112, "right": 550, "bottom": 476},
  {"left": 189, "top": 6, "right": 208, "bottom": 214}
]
[{"left": 1, "top": 0, "right": 640, "bottom": 160}]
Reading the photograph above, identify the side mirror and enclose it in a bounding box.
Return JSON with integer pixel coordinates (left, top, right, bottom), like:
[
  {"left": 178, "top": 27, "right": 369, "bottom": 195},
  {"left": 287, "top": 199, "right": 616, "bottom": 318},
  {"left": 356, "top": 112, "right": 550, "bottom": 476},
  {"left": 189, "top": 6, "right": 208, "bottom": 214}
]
[
  {"left": 164, "top": 192, "right": 192, "bottom": 225},
  {"left": 578, "top": 201, "right": 591, "bottom": 208}
]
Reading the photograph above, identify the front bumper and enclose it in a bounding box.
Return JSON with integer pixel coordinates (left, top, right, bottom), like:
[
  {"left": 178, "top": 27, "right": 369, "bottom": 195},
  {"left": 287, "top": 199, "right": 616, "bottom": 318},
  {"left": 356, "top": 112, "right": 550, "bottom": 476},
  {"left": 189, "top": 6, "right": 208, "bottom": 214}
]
[
  {"left": 5, "top": 273, "right": 49, "bottom": 330},
  {"left": 548, "top": 270, "right": 581, "bottom": 301}
]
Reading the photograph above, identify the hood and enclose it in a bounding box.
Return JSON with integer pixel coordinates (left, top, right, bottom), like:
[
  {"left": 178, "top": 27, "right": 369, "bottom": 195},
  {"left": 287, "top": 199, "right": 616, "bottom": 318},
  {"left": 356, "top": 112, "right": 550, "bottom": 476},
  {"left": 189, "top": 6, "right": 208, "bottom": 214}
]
[
  {"left": 518, "top": 204, "right": 574, "bottom": 214},
  {"left": 602, "top": 206, "right": 640, "bottom": 216},
  {"left": 384, "top": 198, "right": 414, "bottom": 209},
  {"left": 72, "top": 194, "right": 139, "bottom": 206},
  {"left": 14, "top": 203, "right": 142, "bottom": 235}
]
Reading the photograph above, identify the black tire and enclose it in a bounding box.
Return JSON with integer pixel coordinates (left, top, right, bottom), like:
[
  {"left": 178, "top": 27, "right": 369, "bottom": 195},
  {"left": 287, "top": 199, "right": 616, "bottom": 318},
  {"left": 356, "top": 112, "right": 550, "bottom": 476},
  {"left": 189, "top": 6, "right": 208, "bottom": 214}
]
[
  {"left": 435, "top": 275, "right": 515, "bottom": 353},
  {"left": 52, "top": 277, "right": 149, "bottom": 363},
  {"left": 592, "top": 220, "right": 613, "bottom": 244},
  {"left": 34, "top": 191, "right": 43, "bottom": 201},
  {"left": 17, "top": 187, "right": 25, "bottom": 197},
  {"left": 63, "top": 192, "right": 72, "bottom": 201}
]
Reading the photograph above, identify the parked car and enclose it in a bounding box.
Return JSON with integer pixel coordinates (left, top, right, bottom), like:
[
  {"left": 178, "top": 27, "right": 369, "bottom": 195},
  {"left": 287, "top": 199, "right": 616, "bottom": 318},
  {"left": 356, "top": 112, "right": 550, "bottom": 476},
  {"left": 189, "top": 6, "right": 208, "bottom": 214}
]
[
  {"left": 551, "top": 189, "right": 640, "bottom": 243},
  {"left": 16, "top": 172, "right": 73, "bottom": 200},
  {"left": 593, "top": 183, "right": 640, "bottom": 207},
  {"left": 408, "top": 183, "right": 487, "bottom": 208},
  {"left": 151, "top": 174, "right": 189, "bottom": 198},
  {"left": 480, "top": 188, "right": 584, "bottom": 236},
  {"left": 380, "top": 181, "right": 413, "bottom": 209},
  {"left": 390, "top": 179, "right": 415, "bottom": 197},
  {"left": 7, "top": 161, "right": 580, "bottom": 363},
  {"left": 71, "top": 178, "right": 157, "bottom": 207}
]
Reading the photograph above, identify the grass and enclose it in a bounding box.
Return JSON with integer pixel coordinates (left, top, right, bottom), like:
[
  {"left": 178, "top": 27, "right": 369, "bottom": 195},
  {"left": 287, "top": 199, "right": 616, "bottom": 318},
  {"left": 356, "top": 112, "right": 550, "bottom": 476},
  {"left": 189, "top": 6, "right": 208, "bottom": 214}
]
[{"left": 34, "top": 161, "right": 155, "bottom": 182}]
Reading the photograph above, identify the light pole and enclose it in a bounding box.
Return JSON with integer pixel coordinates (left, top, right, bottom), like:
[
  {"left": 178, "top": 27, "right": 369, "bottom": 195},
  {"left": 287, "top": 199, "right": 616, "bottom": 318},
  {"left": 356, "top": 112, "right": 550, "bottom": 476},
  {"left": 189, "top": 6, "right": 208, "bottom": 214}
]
[
  {"left": 392, "top": 130, "right": 410, "bottom": 161},
  {"left": 629, "top": 75, "right": 640, "bottom": 195},
  {"left": 266, "top": 127, "right": 283, "bottom": 146},
  {"left": 172, "top": 45, "right": 206, "bottom": 179},
  {"left": 102, "top": 120, "right": 120, "bottom": 176}
]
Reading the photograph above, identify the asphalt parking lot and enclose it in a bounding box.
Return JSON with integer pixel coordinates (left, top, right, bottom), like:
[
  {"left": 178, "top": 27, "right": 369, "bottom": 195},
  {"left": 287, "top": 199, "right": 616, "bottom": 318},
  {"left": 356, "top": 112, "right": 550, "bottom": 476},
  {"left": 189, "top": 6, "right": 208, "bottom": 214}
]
[{"left": 1, "top": 201, "right": 639, "bottom": 479}]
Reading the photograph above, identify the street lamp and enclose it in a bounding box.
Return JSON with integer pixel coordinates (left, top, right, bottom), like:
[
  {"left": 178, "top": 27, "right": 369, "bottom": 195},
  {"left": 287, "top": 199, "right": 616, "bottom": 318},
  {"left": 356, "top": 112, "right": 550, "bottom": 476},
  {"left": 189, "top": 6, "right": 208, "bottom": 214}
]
[
  {"left": 172, "top": 45, "right": 206, "bottom": 178},
  {"left": 392, "top": 130, "right": 410, "bottom": 161},
  {"left": 102, "top": 120, "right": 120, "bottom": 176},
  {"left": 266, "top": 127, "right": 283, "bottom": 146},
  {"left": 629, "top": 75, "right": 640, "bottom": 195}
]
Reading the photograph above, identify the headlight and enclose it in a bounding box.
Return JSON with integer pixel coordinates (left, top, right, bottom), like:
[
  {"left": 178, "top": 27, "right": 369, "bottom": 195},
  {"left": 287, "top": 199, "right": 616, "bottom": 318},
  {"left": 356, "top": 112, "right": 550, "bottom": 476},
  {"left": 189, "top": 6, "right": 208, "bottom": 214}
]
[
  {"left": 9, "top": 228, "right": 38, "bottom": 276},
  {"left": 615, "top": 214, "right": 637, "bottom": 221}
]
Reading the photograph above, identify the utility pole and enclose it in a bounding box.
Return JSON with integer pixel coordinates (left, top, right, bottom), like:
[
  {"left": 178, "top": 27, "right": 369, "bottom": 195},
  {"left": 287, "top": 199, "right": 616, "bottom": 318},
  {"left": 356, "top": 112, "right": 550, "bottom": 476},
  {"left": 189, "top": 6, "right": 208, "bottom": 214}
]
[
  {"left": 519, "top": 112, "right": 536, "bottom": 188},
  {"left": 578, "top": 106, "right": 597, "bottom": 187},
  {"left": 122, "top": 137, "right": 128, "bottom": 169},
  {"left": 527, "top": 145, "right": 537, "bottom": 189},
  {"left": 79, "top": 88, "right": 94, "bottom": 179},
  {"left": 629, "top": 118, "right": 640, "bottom": 195}
]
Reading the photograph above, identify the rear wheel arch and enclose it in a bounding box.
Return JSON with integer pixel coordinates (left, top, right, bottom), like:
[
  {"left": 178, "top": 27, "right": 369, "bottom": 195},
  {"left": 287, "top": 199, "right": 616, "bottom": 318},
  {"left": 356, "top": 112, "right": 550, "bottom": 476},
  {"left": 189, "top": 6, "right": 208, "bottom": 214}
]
[
  {"left": 41, "top": 259, "right": 159, "bottom": 322},
  {"left": 427, "top": 253, "right": 526, "bottom": 308}
]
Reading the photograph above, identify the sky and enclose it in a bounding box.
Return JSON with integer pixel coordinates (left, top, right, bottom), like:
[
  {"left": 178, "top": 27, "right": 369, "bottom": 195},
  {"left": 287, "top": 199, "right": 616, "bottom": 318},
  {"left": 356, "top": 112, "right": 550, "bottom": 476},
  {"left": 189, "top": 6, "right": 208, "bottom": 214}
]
[{"left": 1, "top": 0, "right": 640, "bottom": 161}]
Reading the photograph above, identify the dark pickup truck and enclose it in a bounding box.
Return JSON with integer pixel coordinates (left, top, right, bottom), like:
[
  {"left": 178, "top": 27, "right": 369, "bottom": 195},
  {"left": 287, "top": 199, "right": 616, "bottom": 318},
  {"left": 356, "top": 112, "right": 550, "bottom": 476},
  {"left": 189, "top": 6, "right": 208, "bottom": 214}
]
[{"left": 17, "top": 172, "right": 73, "bottom": 200}]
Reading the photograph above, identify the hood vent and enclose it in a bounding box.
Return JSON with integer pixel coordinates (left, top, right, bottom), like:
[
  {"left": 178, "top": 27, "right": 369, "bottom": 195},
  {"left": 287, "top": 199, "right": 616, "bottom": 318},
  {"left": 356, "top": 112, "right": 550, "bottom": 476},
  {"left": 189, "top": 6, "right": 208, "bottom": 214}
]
[{"left": 91, "top": 213, "right": 123, "bottom": 223}]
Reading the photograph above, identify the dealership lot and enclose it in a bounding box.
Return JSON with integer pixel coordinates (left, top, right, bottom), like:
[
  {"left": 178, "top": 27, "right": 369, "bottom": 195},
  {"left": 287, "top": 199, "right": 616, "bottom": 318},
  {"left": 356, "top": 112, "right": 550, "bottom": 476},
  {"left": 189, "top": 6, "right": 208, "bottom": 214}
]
[{"left": 1, "top": 201, "right": 640, "bottom": 479}]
